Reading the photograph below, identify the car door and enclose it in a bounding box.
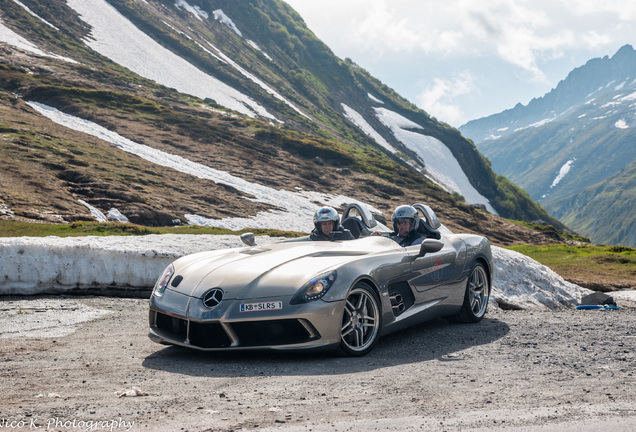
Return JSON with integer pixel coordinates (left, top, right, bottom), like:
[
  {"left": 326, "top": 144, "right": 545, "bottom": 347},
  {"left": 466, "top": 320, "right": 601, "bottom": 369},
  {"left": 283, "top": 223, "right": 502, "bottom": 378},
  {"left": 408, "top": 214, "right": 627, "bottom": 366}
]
[{"left": 408, "top": 236, "right": 467, "bottom": 304}]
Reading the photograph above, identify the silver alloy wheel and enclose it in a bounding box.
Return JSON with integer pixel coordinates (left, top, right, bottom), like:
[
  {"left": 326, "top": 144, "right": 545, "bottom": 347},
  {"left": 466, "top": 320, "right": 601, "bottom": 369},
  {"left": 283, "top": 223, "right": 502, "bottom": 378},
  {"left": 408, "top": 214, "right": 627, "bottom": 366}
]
[
  {"left": 340, "top": 285, "right": 380, "bottom": 354},
  {"left": 468, "top": 264, "right": 489, "bottom": 318}
]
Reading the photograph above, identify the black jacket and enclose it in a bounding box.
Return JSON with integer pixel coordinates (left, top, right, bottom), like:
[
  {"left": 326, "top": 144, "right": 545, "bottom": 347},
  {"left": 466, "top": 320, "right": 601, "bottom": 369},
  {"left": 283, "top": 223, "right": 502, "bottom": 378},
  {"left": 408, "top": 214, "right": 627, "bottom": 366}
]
[
  {"left": 389, "top": 230, "right": 425, "bottom": 247},
  {"left": 310, "top": 226, "right": 355, "bottom": 241}
]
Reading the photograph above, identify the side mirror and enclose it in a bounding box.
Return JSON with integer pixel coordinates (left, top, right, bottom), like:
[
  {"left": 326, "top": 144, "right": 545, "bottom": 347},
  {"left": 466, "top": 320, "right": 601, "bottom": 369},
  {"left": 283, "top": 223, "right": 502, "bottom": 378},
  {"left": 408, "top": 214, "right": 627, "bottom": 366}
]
[
  {"left": 240, "top": 232, "right": 256, "bottom": 246},
  {"left": 418, "top": 239, "right": 443, "bottom": 257}
]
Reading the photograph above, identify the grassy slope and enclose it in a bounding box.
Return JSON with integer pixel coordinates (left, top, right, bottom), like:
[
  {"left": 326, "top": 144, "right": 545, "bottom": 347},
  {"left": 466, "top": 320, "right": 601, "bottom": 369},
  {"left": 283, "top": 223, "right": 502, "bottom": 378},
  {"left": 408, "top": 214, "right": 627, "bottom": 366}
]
[
  {"left": 508, "top": 244, "right": 636, "bottom": 291},
  {"left": 558, "top": 159, "right": 636, "bottom": 246}
]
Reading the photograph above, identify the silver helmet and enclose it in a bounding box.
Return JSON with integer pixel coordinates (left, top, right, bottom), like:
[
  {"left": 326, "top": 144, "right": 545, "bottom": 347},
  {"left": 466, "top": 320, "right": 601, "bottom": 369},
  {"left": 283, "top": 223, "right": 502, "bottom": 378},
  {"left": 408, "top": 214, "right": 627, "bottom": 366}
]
[
  {"left": 313, "top": 206, "right": 339, "bottom": 231},
  {"left": 392, "top": 205, "right": 420, "bottom": 234}
]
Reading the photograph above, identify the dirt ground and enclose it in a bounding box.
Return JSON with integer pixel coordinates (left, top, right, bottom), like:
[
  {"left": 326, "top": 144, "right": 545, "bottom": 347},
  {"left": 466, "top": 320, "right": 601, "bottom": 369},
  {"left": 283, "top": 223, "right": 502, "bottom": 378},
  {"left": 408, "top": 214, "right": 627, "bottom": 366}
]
[{"left": 1, "top": 296, "right": 636, "bottom": 432}]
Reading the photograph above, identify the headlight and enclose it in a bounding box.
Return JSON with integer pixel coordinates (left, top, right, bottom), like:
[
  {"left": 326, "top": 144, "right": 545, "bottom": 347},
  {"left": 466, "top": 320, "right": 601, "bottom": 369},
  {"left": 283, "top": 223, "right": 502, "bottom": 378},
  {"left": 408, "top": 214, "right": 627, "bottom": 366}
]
[
  {"left": 153, "top": 264, "right": 174, "bottom": 297},
  {"left": 290, "top": 271, "right": 337, "bottom": 304}
]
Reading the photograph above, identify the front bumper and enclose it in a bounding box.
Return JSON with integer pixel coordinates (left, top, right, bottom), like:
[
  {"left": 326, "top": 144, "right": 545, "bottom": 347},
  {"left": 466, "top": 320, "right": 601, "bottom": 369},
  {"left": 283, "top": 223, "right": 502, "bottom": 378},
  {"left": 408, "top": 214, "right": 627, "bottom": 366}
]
[{"left": 148, "top": 293, "right": 343, "bottom": 351}]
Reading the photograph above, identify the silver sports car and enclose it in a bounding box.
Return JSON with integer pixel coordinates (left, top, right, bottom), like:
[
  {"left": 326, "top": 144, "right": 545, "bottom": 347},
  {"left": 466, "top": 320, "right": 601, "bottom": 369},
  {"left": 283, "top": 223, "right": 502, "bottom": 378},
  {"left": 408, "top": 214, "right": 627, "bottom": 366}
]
[{"left": 148, "top": 203, "right": 493, "bottom": 356}]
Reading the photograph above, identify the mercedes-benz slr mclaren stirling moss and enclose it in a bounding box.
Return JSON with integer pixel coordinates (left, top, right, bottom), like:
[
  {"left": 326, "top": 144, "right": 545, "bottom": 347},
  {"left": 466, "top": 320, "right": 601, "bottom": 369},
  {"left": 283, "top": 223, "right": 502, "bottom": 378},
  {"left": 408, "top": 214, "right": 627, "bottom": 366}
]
[{"left": 148, "top": 204, "right": 493, "bottom": 356}]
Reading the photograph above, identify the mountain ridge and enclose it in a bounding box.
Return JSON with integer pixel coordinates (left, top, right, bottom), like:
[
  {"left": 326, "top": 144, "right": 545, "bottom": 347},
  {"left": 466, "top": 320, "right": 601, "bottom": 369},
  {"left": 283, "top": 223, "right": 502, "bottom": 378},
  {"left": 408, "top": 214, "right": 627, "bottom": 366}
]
[
  {"left": 0, "top": 0, "right": 569, "bottom": 246},
  {"left": 459, "top": 44, "right": 636, "bottom": 247},
  {"left": 460, "top": 44, "right": 636, "bottom": 143}
]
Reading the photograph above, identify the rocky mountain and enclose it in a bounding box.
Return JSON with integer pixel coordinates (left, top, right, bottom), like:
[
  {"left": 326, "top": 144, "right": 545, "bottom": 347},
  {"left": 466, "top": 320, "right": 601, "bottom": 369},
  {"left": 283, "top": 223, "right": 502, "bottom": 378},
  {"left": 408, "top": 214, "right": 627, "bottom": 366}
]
[
  {"left": 460, "top": 45, "right": 636, "bottom": 247},
  {"left": 0, "top": 0, "right": 565, "bottom": 245}
]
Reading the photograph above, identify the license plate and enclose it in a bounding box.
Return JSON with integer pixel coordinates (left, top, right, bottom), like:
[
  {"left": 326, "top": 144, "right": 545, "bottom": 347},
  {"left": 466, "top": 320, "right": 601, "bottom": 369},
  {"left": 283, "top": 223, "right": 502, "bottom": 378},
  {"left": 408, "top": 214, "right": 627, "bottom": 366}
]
[{"left": 240, "top": 301, "right": 283, "bottom": 312}]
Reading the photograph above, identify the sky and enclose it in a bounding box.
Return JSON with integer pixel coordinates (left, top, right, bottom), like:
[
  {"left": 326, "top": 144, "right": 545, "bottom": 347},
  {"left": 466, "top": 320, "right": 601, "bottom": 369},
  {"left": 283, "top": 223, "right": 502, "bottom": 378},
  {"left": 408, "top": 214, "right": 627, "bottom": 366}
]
[{"left": 284, "top": 0, "right": 636, "bottom": 127}]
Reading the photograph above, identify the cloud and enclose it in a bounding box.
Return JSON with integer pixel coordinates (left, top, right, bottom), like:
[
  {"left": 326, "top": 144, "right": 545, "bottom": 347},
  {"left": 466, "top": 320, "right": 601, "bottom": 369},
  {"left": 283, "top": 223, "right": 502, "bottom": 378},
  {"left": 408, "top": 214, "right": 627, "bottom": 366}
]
[
  {"left": 416, "top": 70, "right": 477, "bottom": 126},
  {"left": 285, "top": 0, "right": 636, "bottom": 120},
  {"left": 562, "top": 0, "right": 636, "bottom": 20},
  {"left": 287, "top": 0, "right": 635, "bottom": 73}
]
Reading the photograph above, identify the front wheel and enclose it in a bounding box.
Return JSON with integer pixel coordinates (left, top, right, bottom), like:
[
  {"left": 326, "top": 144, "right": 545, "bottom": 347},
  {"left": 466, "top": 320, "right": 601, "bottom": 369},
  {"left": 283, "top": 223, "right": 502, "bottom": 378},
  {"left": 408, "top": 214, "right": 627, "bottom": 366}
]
[
  {"left": 338, "top": 282, "right": 381, "bottom": 356},
  {"left": 451, "top": 262, "right": 490, "bottom": 323}
]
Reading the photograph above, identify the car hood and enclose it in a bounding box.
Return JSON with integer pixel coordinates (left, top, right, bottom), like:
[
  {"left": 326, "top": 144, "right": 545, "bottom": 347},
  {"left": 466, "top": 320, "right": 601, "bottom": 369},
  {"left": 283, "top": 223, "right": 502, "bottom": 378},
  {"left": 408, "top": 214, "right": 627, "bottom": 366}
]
[{"left": 167, "top": 237, "right": 399, "bottom": 300}]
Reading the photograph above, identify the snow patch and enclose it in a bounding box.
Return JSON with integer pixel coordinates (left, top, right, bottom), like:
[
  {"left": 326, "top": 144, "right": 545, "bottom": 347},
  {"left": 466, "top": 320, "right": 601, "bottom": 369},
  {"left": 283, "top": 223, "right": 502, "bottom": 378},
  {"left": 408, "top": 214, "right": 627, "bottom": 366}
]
[
  {"left": 0, "top": 234, "right": 244, "bottom": 296},
  {"left": 618, "top": 91, "right": 636, "bottom": 102},
  {"left": 78, "top": 200, "right": 108, "bottom": 223},
  {"left": 162, "top": 21, "right": 193, "bottom": 41},
  {"left": 615, "top": 119, "right": 629, "bottom": 129},
  {"left": 0, "top": 202, "right": 14, "bottom": 216},
  {"left": 367, "top": 93, "right": 384, "bottom": 104},
  {"left": 514, "top": 116, "right": 557, "bottom": 133},
  {"left": 247, "top": 40, "right": 273, "bottom": 61},
  {"left": 210, "top": 10, "right": 273, "bottom": 61},
  {"left": 201, "top": 39, "right": 308, "bottom": 119},
  {"left": 107, "top": 208, "right": 129, "bottom": 223},
  {"left": 174, "top": 0, "right": 208, "bottom": 20},
  {"left": 11, "top": 0, "right": 59, "bottom": 30},
  {"left": 0, "top": 18, "right": 76, "bottom": 63},
  {"left": 213, "top": 9, "right": 242, "bottom": 36},
  {"left": 341, "top": 103, "right": 396, "bottom": 153},
  {"left": 550, "top": 160, "right": 574, "bottom": 189},
  {"left": 374, "top": 107, "right": 497, "bottom": 214},
  {"left": 66, "top": 0, "right": 276, "bottom": 120}
]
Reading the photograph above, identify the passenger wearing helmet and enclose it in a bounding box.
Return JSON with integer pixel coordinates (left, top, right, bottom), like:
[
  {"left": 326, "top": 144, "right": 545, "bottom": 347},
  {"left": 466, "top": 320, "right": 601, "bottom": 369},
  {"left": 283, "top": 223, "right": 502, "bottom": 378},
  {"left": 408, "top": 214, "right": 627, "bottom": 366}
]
[
  {"left": 389, "top": 205, "right": 425, "bottom": 247},
  {"left": 310, "top": 206, "right": 355, "bottom": 241}
]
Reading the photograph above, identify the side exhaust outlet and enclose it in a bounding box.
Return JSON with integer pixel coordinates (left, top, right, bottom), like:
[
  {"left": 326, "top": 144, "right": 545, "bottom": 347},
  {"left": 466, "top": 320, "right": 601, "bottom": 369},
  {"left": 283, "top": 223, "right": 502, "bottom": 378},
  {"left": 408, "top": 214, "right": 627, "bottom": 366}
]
[{"left": 390, "top": 294, "right": 405, "bottom": 315}]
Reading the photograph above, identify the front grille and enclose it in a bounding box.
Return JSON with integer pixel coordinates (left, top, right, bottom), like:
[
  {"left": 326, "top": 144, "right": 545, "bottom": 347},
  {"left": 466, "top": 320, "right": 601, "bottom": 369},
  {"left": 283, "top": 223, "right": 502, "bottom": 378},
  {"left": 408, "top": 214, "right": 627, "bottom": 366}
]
[
  {"left": 189, "top": 321, "right": 232, "bottom": 348},
  {"left": 152, "top": 311, "right": 318, "bottom": 349},
  {"left": 231, "top": 319, "right": 314, "bottom": 347},
  {"left": 155, "top": 311, "right": 187, "bottom": 340}
]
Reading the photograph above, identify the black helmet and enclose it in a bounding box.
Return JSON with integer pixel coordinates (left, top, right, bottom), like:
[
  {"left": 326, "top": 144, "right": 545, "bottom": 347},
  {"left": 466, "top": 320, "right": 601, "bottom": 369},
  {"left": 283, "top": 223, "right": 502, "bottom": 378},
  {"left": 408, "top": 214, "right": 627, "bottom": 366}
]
[
  {"left": 313, "top": 206, "right": 339, "bottom": 231},
  {"left": 392, "top": 205, "right": 419, "bottom": 234}
]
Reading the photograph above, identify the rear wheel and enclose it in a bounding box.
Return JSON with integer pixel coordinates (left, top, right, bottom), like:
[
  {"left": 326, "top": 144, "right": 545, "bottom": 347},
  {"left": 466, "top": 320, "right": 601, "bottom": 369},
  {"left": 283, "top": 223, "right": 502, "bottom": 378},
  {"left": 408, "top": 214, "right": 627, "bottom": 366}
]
[
  {"left": 338, "top": 282, "right": 381, "bottom": 356},
  {"left": 452, "top": 262, "right": 490, "bottom": 323}
]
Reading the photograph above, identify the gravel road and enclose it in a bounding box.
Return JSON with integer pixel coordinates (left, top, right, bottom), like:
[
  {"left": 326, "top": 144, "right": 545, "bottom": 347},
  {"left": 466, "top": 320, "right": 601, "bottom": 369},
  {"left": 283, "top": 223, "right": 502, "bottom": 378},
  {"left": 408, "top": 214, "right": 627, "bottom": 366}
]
[{"left": 1, "top": 296, "right": 636, "bottom": 432}]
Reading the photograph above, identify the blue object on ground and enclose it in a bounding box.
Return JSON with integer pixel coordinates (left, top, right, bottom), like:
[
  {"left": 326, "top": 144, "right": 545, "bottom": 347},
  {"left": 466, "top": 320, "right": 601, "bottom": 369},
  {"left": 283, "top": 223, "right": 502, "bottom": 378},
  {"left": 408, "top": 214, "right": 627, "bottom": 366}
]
[{"left": 576, "top": 305, "right": 620, "bottom": 310}]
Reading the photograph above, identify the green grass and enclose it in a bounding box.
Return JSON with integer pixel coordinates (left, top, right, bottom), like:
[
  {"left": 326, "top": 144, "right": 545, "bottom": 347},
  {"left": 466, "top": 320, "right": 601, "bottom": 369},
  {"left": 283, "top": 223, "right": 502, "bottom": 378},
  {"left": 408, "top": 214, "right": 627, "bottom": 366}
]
[
  {"left": 0, "top": 220, "right": 305, "bottom": 238},
  {"left": 508, "top": 243, "right": 634, "bottom": 263},
  {"left": 506, "top": 243, "right": 636, "bottom": 288}
]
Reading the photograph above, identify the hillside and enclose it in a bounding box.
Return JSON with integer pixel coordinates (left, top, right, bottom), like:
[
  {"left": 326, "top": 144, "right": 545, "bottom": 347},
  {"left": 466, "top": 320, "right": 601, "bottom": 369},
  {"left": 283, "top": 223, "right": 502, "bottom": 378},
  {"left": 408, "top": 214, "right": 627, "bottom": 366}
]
[
  {"left": 558, "top": 159, "right": 636, "bottom": 247},
  {"left": 0, "top": 0, "right": 566, "bottom": 246},
  {"left": 460, "top": 45, "right": 636, "bottom": 247}
]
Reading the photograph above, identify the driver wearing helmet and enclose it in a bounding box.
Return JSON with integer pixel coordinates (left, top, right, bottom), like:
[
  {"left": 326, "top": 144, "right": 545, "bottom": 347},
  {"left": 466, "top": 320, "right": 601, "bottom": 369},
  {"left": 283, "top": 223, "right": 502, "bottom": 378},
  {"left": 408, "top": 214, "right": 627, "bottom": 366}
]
[
  {"left": 388, "top": 205, "right": 425, "bottom": 247},
  {"left": 310, "top": 206, "right": 355, "bottom": 241}
]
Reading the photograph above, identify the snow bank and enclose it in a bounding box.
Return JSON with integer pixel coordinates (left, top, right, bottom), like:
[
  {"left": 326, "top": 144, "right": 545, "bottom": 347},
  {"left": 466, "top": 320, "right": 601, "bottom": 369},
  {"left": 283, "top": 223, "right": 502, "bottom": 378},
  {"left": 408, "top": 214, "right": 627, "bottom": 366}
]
[
  {"left": 0, "top": 235, "right": 251, "bottom": 296},
  {"left": 490, "top": 247, "right": 591, "bottom": 310},
  {"left": 0, "top": 235, "right": 603, "bottom": 311}
]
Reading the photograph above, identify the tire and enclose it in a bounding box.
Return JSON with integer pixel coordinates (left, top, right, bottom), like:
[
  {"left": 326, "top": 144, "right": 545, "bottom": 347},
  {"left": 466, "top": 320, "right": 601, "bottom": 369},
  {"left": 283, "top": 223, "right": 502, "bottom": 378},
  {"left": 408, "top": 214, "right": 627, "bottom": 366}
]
[
  {"left": 451, "top": 262, "right": 490, "bottom": 323},
  {"left": 338, "top": 282, "right": 381, "bottom": 356}
]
